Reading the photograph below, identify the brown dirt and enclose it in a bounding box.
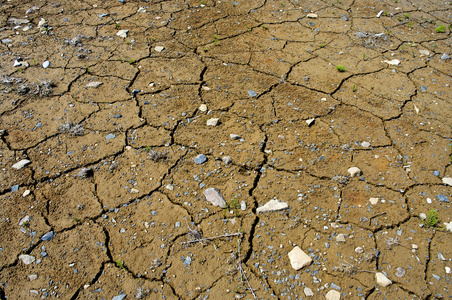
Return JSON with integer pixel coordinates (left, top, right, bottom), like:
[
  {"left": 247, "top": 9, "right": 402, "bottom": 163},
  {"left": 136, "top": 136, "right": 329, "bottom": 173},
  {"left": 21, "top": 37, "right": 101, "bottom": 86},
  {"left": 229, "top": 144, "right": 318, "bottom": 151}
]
[{"left": 0, "top": 0, "right": 451, "bottom": 299}]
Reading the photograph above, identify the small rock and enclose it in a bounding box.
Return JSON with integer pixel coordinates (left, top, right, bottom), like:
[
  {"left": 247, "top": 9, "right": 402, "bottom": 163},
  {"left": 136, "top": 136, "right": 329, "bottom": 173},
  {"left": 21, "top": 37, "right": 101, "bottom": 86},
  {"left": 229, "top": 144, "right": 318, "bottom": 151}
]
[
  {"left": 248, "top": 90, "right": 257, "bottom": 97},
  {"left": 165, "top": 184, "right": 174, "bottom": 191},
  {"left": 442, "top": 177, "right": 452, "bottom": 186},
  {"left": 116, "top": 29, "right": 129, "bottom": 38},
  {"left": 19, "top": 254, "right": 35, "bottom": 265},
  {"left": 230, "top": 134, "right": 241, "bottom": 140},
  {"left": 106, "top": 133, "right": 116, "bottom": 140},
  {"left": 376, "top": 272, "right": 392, "bottom": 287},
  {"left": 112, "top": 295, "right": 127, "bottom": 300},
  {"left": 132, "top": 89, "right": 140, "bottom": 97},
  {"left": 37, "top": 18, "right": 46, "bottom": 28},
  {"left": 419, "top": 213, "right": 427, "bottom": 220},
  {"left": 12, "top": 159, "right": 31, "bottom": 170},
  {"left": 137, "top": 7, "right": 146, "bottom": 13},
  {"left": 325, "top": 290, "right": 340, "bottom": 300},
  {"left": 304, "top": 287, "right": 314, "bottom": 297},
  {"left": 206, "top": 118, "right": 220, "bottom": 126},
  {"left": 441, "top": 53, "right": 451, "bottom": 60},
  {"left": 8, "top": 18, "right": 30, "bottom": 25},
  {"left": 203, "top": 188, "right": 226, "bottom": 208},
  {"left": 42, "top": 61, "right": 50, "bottom": 68},
  {"left": 369, "top": 197, "right": 379, "bottom": 205},
  {"left": 306, "top": 118, "right": 315, "bottom": 126},
  {"left": 307, "top": 13, "right": 318, "bottom": 18},
  {"left": 41, "top": 231, "right": 54, "bottom": 241},
  {"left": 382, "top": 59, "right": 400, "bottom": 66},
  {"left": 222, "top": 156, "right": 232, "bottom": 165},
  {"left": 28, "top": 274, "right": 38, "bottom": 281},
  {"left": 155, "top": 46, "right": 165, "bottom": 52},
  {"left": 445, "top": 267, "right": 451, "bottom": 274},
  {"left": 395, "top": 267, "right": 405, "bottom": 278},
  {"left": 419, "top": 49, "right": 430, "bottom": 56},
  {"left": 436, "top": 194, "right": 449, "bottom": 203},
  {"left": 341, "top": 15, "right": 349, "bottom": 21},
  {"left": 336, "top": 234, "right": 346, "bottom": 243},
  {"left": 376, "top": 10, "right": 384, "bottom": 18},
  {"left": 355, "top": 247, "right": 364, "bottom": 253},
  {"left": 130, "top": 188, "right": 139, "bottom": 194},
  {"left": 256, "top": 199, "right": 289, "bottom": 214},
  {"left": 85, "top": 81, "right": 103, "bottom": 88},
  {"left": 23, "top": 190, "right": 30, "bottom": 197},
  {"left": 288, "top": 246, "right": 312, "bottom": 270},
  {"left": 199, "top": 104, "right": 207, "bottom": 112},
  {"left": 19, "top": 215, "right": 30, "bottom": 226},
  {"left": 330, "top": 283, "right": 341, "bottom": 291},
  {"left": 361, "top": 141, "right": 371, "bottom": 148},
  {"left": 2, "top": 38, "right": 13, "bottom": 44},
  {"left": 194, "top": 154, "right": 207, "bottom": 164},
  {"left": 347, "top": 167, "right": 362, "bottom": 177},
  {"left": 420, "top": 85, "right": 427, "bottom": 92},
  {"left": 240, "top": 201, "right": 246, "bottom": 211},
  {"left": 438, "top": 252, "right": 446, "bottom": 261}
]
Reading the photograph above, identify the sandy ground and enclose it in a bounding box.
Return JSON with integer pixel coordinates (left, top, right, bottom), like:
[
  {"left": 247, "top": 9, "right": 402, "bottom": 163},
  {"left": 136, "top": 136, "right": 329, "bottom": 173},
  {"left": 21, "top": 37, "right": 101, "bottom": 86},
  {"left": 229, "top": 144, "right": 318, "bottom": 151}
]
[{"left": 0, "top": 0, "right": 451, "bottom": 299}]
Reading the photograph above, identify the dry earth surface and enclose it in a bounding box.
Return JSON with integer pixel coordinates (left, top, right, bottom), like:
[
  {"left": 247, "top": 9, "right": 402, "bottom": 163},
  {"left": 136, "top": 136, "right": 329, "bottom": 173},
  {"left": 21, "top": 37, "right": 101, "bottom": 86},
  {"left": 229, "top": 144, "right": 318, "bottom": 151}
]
[{"left": 0, "top": 0, "right": 451, "bottom": 299}]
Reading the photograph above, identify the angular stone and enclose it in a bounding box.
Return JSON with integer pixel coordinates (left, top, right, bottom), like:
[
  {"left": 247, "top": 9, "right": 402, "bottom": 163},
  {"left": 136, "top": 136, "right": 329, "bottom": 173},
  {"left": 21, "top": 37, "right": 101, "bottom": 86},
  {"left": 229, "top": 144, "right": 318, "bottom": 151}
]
[
  {"left": 230, "top": 134, "right": 241, "bottom": 140},
  {"left": 369, "top": 197, "right": 379, "bottom": 205},
  {"left": 222, "top": 156, "right": 232, "bottom": 165},
  {"left": 304, "top": 287, "right": 314, "bottom": 297},
  {"left": 41, "top": 231, "right": 54, "bottom": 241},
  {"left": 376, "top": 272, "right": 392, "bottom": 287},
  {"left": 42, "top": 61, "right": 50, "bottom": 68},
  {"left": 19, "top": 254, "right": 35, "bottom": 265},
  {"left": 306, "top": 118, "right": 315, "bottom": 126},
  {"left": 155, "top": 46, "right": 165, "bottom": 52},
  {"left": 442, "top": 177, "right": 452, "bottom": 186},
  {"left": 86, "top": 81, "right": 103, "bottom": 88},
  {"left": 347, "top": 167, "right": 362, "bottom": 177},
  {"left": 12, "top": 159, "right": 31, "bottom": 170},
  {"left": 325, "top": 290, "right": 341, "bottom": 300},
  {"left": 336, "top": 233, "right": 346, "bottom": 243},
  {"left": 288, "top": 246, "right": 312, "bottom": 270},
  {"left": 206, "top": 118, "right": 220, "bottom": 126},
  {"left": 203, "top": 188, "right": 226, "bottom": 208},
  {"left": 307, "top": 13, "right": 318, "bottom": 18},
  {"left": 116, "top": 29, "right": 128, "bottom": 38},
  {"left": 194, "top": 154, "right": 207, "bottom": 164},
  {"left": 199, "top": 104, "right": 207, "bottom": 112},
  {"left": 256, "top": 199, "right": 289, "bottom": 214}
]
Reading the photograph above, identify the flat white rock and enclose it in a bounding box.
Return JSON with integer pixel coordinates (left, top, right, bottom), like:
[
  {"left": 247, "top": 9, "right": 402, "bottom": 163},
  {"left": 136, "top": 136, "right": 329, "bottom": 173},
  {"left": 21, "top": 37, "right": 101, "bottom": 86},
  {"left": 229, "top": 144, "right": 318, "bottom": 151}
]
[
  {"left": 304, "top": 287, "right": 314, "bottom": 297},
  {"left": 19, "top": 254, "right": 35, "bottom": 265},
  {"left": 288, "top": 246, "right": 312, "bottom": 270},
  {"left": 206, "top": 118, "right": 220, "bottom": 126},
  {"left": 12, "top": 159, "right": 31, "bottom": 170},
  {"left": 116, "top": 29, "right": 129, "bottom": 38},
  {"left": 325, "top": 290, "right": 341, "bottom": 300},
  {"left": 86, "top": 81, "right": 103, "bottom": 88},
  {"left": 347, "top": 167, "right": 362, "bottom": 177},
  {"left": 307, "top": 13, "right": 318, "bottom": 18},
  {"left": 306, "top": 118, "right": 315, "bottom": 126},
  {"left": 336, "top": 233, "right": 346, "bottom": 243},
  {"left": 361, "top": 141, "right": 371, "bottom": 148},
  {"left": 419, "top": 49, "right": 430, "bottom": 56},
  {"left": 42, "top": 61, "right": 50, "bottom": 68},
  {"left": 369, "top": 197, "right": 379, "bottom": 205},
  {"left": 155, "top": 46, "right": 165, "bottom": 52},
  {"left": 256, "top": 199, "right": 288, "bottom": 214},
  {"left": 382, "top": 59, "right": 400, "bottom": 66},
  {"left": 230, "top": 134, "right": 241, "bottom": 140},
  {"left": 203, "top": 188, "right": 226, "bottom": 208},
  {"left": 376, "top": 272, "right": 392, "bottom": 287},
  {"left": 442, "top": 177, "right": 452, "bottom": 186},
  {"left": 199, "top": 104, "right": 207, "bottom": 112}
]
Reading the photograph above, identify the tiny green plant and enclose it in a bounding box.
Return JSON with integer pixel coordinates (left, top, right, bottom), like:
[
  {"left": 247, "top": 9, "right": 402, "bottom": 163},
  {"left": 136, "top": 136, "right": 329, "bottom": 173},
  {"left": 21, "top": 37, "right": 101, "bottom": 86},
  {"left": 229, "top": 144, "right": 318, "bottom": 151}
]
[
  {"left": 261, "top": 24, "right": 268, "bottom": 30},
  {"left": 435, "top": 25, "right": 446, "bottom": 33},
  {"left": 352, "top": 84, "right": 356, "bottom": 92},
  {"left": 200, "top": 0, "right": 206, "bottom": 4},
  {"left": 395, "top": 0, "right": 398, "bottom": 2},
  {"left": 404, "top": 13, "right": 410, "bottom": 19},
  {"left": 231, "top": 198, "right": 240, "bottom": 217},
  {"left": 335, "top": 65, "right": 346, "bottom": 72},
  {"left": 116, "top": 22, "right": 120, "bottom": 28},
  {"left": 213, "top": 39, "right": 219, "bottom": 46},
  {"left": 362, "top": 53, "right": 366, "bottom": 60},
  {"left": 422, "top": 209, "right": 439, "bottom": 228},
  {"left": 387, "top": 29, "right": 392, "bottom": 35},
  {"left": 151, "top": 37, "right": 156, "bottom": 41},
  {"left": 145, "top": 146, "right": 152, "bottom": 152},
  {"left": 33, "top": 58, "right": 37, "bottom": 65},
  {"left": 86, "top": 67, "right": 90, "bottom": 73},
  {"left": 223, "top": 203, "right": 230, "bottom": 219},
  {"left": 18, "top": 68, "right": 24, "bottom": 73},
  {"left": 212, "top": 34, "right": 218, "bottom": 39},
  {"left": 126, "top": 41, "right": 131, "bottom": 44},
  {"left": 408, "top": 21, "right": 413, "bottom": 28},
  {"left": 115, "top": 259, "right": 125, "bottom": 269},
  {"left": 129, "top": 59, "right": 135, "bottom": 64},
  {"left": 22, "top": 221, "right": 29, "bottom": 227},
  {"left": 398, "top": 17, "right": 404, "bottom": 21},
  {"left": 319, "top": 43, "right": 325, "bottom": 48},
  {"left": 383, "top": 11, "right": 387, "bottom": 16}
]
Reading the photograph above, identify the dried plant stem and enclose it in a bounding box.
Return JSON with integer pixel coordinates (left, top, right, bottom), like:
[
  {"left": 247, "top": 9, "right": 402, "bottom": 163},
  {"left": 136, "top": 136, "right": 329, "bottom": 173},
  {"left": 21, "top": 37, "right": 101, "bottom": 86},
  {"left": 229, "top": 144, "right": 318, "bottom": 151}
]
[
  {"left": 181, "top": 232, "right": 242, "bottom": 245},
  {"left": 237, "top": 239, "right": 257, "bottom": 299}
]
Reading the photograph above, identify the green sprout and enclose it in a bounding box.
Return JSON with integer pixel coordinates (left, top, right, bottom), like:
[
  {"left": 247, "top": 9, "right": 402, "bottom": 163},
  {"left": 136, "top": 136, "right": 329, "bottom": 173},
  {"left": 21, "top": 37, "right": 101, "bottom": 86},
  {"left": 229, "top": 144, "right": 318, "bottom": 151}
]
[
  {"left": 151, "top": 37, "right": 156, "bottom": 41},
  {"left": 261, "top": 24, "right": 268, "bottom": 30},
  {"left": 362, "top": 53, "right": 366, "bottom": 60},
  {"left": 116, "top": 22, "right": 120, "bottom": 28},
  {"left": 22, "top": 221, "right": 30, "bottom": 227},
  {"left": 408, "top": 21, "right": 413, "bottom": 28},
  {"left": 435, "top": 25, "right": 446, "bottom": 33},
  {"left": 115, "top": 259, "right": 125, "bottom": 269},
  {"left": 398, "top": 17, "right": 404, "bottom": 21},
  {"left": 145, "top": 146, "right": 152, "bottom": 152},
  {"left": 200, "top": 0, "right": 207, "bottom": 4},
  {"left": 231, "top": 198, "right": 240, "bottom": 217},
  {"left": 73, "top": 218, "right": 80, "bottom": 223},
  {"left": 223, "top": 203, "right": 230, "bottom": 219},
  {"left": 213, "top": 39, "right": 219, "bottom": 46},
  {"left": 335, "top": 65, "right": 346, "bottom": 72},
  {"left": 319, "top": 43, "right": 325, "bottom": 48},
  {"left": 33, "top": 59, "right": 37, "bottom": 65},
  {"left": 404, "top": 13, "right": 410, "bottom": 19},
  {"left": 129, "top": 59, "right": 135, "bottom": 64},
  {"left": 422, "top": 209, "right": 439, "bottom": 228},
  {"left": 352, "top": 84, "right": 356, "bottom": 92},
  {"left": 387, "top": 29, "right": 392, "bottom": 35},
  {"left": 86, "top": 67, "right": 90, "bottom": 73}
]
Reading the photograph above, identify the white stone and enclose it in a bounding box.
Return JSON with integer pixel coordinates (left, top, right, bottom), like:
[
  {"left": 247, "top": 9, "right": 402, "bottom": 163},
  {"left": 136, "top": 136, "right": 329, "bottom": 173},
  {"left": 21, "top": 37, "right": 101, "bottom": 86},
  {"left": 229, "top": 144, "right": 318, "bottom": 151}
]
[
  {"left": 86, "top": 81, "right": 103, "bottom": 88},
  {"left": 23, "top": 190, "right": 31, "bottom": 197},
  {"left": 137, "top": 7, "right": 146, "bottom": 13},
  {"left": 369, "top": 197, "right": 379, "bottom": 205},
  {"left": 419, "top": 49, "right": 430, "bottom": 56},
  {"left": 154, "top": 46, "right": 165, "bottom": 52},
  {"left": 116, "top": 29, "right": 129, "bottom": 38},
  {"left": 199, "top": 104, "right": 207, "bottom": 112},
  {"left": 376, "top": 272, "right": 392, "bottom": 287},
  {"left": 336, "top": 233, "right": 346, "bottom": 243},
  {"left": 19, "top": 254, "right": 35, "bottom": 265},
  {"left": 130, "top": 188, "right": 139, "bottom": 194},
  {"left": 446, "top": 267, "right": 451, "bottom": 274},
  {"left": 443, "top": 222, "right": 452, "bottom": 232},
  {"left": 222, "top": 156, "right": 232, "bottom": 165},
  {"left": 325, "top": 290, "right": 341, "bottom": 300},
  {"left": 203, "top": 188, "right": 226, "bottom": 208},
  {"left": 37, "top": 18, "right": 46, "bottom": 28},
  {"left": 419, "top": 213, "right": 427, "bottom": 220},
  {"left": 28, "top": 274, "right": 38, "bottom": 281},
  {"left": 442, "top": 177, "right": 452, "bottom": 186},
  {"left": 12, "top": 159, "right": 31, "bottom": 170},
  {"left": 355, "top": 247, "right": 364, "bottom": 253},
  {"left": 382, "top": 59, "right": 400, "bottom": 66},
  {"left": 304, "top": 287, "right": 314, "bottom": 297},
  {"left": 42, "top": 61, "right": 50, "bottom": 68},
  {"left": 165, "top": 184, "right": 174, "bottom": 191},
  {"left": 256, "top": 199, "right": 289, "bottom": 214},
  {"left": 230, "top": 134, "right": 241, "bottom": 140},
  {"left": 19, "top": 215, "right": 29, "bottom": 226},
  {"left": 306, "top": 118, "right": 315, "bottom": 126},
  {"left": 307, "top": 13, "right": 318, "bottom": 18},
  {"left": 347, "top": 167, "right": 362, "bottom": 177},
  {"left": 206, "top": 118, "right": 220, "bottom": 126},
  {"left": 288, "top": 246, "right": 312, "bottom": 270},
  {"left": 240, "top": 201, "right": 246, "bottom": 211},
  {"left": 361, "top": 141, "right": 371, "bottom": 148}
]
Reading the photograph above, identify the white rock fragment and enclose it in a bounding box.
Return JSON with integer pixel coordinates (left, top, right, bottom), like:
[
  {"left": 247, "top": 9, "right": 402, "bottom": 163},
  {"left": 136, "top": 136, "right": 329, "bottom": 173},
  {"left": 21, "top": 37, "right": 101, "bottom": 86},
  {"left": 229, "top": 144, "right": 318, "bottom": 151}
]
[
  {"left": 336, "top": 233, "right": 346, "bottom": 243},
  {"left": 369, "top": 197, "right": 379, "bottom": 205},
  {"left": 154, "top": 46, "right": 165, "bottom": 52},
  {"left": 37, "top": 18, "right": 46, "bottom": 28},
  {"left": 203, "top": 188, "right": 226, "bottom": 208},
  {"left": 306, "top": 118, "right": 315, "bottom": 126},
  {"left": 361, "top": 141, "right": 371, "bottom": 148},
  {"left": 326, "top": 290, "right": 341, "bottom": 300},
  {"left": 419, "top": 213, "right": 427, "bottom": 220},
  {"left": 19, "top": 215, "right": 30, "bottom": 226},
  {"left": 382, "top": 59, "right": 400, "bottom": 66},
  {"left": 307, "top": 13, "right": 318, "bottom": 18},
  {"left": 256, "top": 199, "right": 289, "bottom": 214},
  {"left": 444, "top": 222, "right": 452, "bottom": 232},
  {"left": 288, "top": 246, "right": 312, "bottom": 270},
  {"left": 347, "top": 167, "right": 362, "bottom": 177},
  {"left": 304, "top": 287, "right": 314, "bottom": 297},
  {"left": 206, "top": 118, "right": 220, "bottom": 126},
  {"left": 12, "top": 159, "right": 31, "bottom": 170},
  {"left": 419, "top": 49, "right": 430, "bottom": 56},
  {"left": 130, "top": 188, "right": 139, "bottom": 194},
  {"left": 137, "top": 7, "right": 146, "bottom": 13},
  {"left": 23, "top": 190, "right": 31, "bottom": 197},
  {"left": 116, "top": 29, "right": 129, "bottom": 38},
  {"left": 413, "top": 103, "right": 419, "bottom": 114},
  {"left": 222, "top": 156, "right": 232, "bottom": 165},
  {"left": 42, "top": 61, "right": 50, "bottom": 68},
  {"left": 165, "top": 184, "right": 174, "bottom": 191},
  {"left": 28, "top": 274, "right": 38, "bottom": 281},
  {"left": 199, "top": 104, "right": 207, "bottom": 112},
  {"left": 230, "top": 134, "right": 241, "bottom": 140},
  {"left": 376, "top": 272, "right": 392, "bottom": 287},
  {"left": 446, "top": 267, "right": 451, "bottom": 274},
  {"left": 86, "top": 81, "right": 103, "bottom": 88},
  {"left": 442, "top": 177, "right": 452, "bottom": 186},
  {"left": 19, "top": 254, "right": 35, "bottom": 265},
  {"left": 240, "top": 200, "right": 246, "bottom": 211},
  {"left": 355, "top": 247, "right": 364, "bottom": 253},
  {"left": 376, "top": 10, "right": 384, "bottom": 18}
]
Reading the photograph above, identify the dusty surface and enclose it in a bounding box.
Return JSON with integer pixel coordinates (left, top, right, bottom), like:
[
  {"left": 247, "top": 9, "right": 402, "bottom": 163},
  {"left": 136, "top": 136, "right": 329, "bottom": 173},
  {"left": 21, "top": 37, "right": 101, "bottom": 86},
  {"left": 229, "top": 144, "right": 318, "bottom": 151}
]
[{"left": 0, "top": 0, "right": 451, "bottom": 299}]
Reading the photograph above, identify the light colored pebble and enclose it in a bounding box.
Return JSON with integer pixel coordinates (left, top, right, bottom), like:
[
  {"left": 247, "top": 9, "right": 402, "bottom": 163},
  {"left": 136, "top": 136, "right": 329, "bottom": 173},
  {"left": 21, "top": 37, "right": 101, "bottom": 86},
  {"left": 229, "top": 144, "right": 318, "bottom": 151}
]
[
  {"left": 347, "top": 167, "right": 362, "bottom": 177},
  {"left": 325, "top": 290, "right": 341, "bottom": 300},
  {"left": 376, "top": 272, "right": 392, "bottom": 287},
  {"left": 288, "top": 246, "right": 312, "bottom": 270}
]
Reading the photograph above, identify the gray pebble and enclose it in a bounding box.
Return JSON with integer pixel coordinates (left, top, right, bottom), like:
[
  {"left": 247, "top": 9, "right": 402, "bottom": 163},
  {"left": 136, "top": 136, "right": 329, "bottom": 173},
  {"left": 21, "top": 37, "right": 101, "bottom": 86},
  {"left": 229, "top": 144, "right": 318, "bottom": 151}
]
[
  {"left": 194, "top": 154, "right": 207, "bottom": 164},
  {"left": 41, "top": 231, "right": 54, "bottom": 241}
]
